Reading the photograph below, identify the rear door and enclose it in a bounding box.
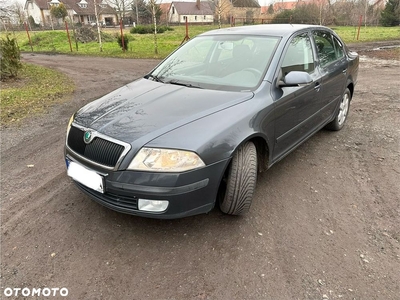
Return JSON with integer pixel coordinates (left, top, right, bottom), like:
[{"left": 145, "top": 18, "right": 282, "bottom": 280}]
[{"left": 312, "top": 30, "right": 348, "bottom": 120}]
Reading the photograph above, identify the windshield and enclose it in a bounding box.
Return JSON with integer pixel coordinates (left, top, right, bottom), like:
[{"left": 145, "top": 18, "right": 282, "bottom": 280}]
[{"left": 149, "top": 35, "right": 280, "bottom": 92}]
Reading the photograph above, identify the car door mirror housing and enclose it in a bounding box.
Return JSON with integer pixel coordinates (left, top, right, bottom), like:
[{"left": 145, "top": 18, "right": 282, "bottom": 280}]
[{"left": 279, "top": 71, "right": 313, "bottom": 87}]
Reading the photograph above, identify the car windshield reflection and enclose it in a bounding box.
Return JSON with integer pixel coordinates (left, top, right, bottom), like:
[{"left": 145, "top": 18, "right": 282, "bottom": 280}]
[{"left": 149, "top": 35, "right": 280, "bottom": 91}]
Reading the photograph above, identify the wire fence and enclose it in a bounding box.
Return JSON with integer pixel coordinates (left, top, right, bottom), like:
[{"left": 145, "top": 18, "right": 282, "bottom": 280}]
[
  {"left": 1, "top": 16, "right": 395, "bottom": 57},
  {"left": 1, "top": 16, "right": 385, "bottom": 33}
]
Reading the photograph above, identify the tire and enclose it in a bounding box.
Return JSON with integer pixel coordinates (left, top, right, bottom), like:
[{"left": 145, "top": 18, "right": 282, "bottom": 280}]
[
  {"left": 219, "top": 142, "right": 257, "bottom": 215},
  {"left": 325, "top": 88, "right": 351, "bottom": 131}
]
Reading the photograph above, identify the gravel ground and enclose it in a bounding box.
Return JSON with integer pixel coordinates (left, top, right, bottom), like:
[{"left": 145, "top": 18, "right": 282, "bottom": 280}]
[{"left": 1, "top": 41, "right": 399, "bottom": 300}]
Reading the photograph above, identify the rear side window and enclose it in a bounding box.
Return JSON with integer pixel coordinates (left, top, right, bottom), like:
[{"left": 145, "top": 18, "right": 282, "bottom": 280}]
[
  {"left": 313, "top": 31, "right": 338, "bottom": 67},
  {"left": 281, "top": 33, "right": 315, "bottom": 76},
  {"left": 333, "top": 36, "right": 344, "bottom": 59}
]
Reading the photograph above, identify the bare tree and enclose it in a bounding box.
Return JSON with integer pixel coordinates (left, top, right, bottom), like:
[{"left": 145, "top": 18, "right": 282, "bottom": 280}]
[
  {"left": 94, "top": 0, "right": 103, "bottom": 52},
  {"left": 0, "top": 0, "right": 10, "bottom": 31},
  {"left": 134, "top": 0, "right": 139, "bottom": 25},
  {"left": 212, "top": 0, "right": 235, "bottom": 28},
  {"left": 0, "top": 0, "right": 12, "bottom": 21},
  {"left": 0, "top": 0, "right": 11, "bottom": 15},
  {"left": 149, "top": 0, "right": 158, "bottom": 55},
  {"left": 105, "top": 0, "right": 132, "bottom": 24},
  {"left": 11, "top": 2, "right": 25, "bottom": 25},
  {"left": 0, "top": 0, "right": 27, "bottom": 30}
]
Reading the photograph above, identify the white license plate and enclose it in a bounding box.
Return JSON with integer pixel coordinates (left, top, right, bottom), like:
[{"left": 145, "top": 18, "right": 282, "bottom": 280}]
[{"left": 67, "top": 161, "right": 104, "bottom": 193}]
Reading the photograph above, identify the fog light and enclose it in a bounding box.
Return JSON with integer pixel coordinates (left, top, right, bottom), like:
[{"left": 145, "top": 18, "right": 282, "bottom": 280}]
[{"left": 138, "top": 199, "right": 169, "bottom": 212}]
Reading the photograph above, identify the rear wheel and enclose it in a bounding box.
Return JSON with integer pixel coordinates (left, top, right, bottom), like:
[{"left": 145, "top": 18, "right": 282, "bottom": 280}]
[
  {"left": 219, "top": 142, "right": 257, "bottom": 215},
  {"left": 325, "top": 88, "right": 351, "bottom": 131}
]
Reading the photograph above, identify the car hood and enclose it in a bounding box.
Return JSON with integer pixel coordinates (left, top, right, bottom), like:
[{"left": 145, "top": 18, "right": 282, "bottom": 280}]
[{"left": 74, "top": 78, "right": 254, "bottom": 145}]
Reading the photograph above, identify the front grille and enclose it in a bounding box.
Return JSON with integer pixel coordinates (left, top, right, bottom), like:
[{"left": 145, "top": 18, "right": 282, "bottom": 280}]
[
  {"left": 67, "top": 126, "right": 125, "bottom": 168},
  {"left": 104, "top": 192, "right": 139, "bottom": 210},
  {"left": 77, "top": 182, "right": 139, "bottom": 211}
]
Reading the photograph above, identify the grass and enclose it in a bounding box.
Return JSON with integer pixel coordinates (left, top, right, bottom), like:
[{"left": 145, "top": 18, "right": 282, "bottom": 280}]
[
  {"left": 6, "top": 24, "right": 397, "bottom": 59},
  {"left": 332, "top": 26, "right": 400, "bottom": 43},
  {"left": 1, "top": 63, "right": 75, "bottom": 125},
  {"left": 3, "top": 25, "right": 226, "bottom": 59}
]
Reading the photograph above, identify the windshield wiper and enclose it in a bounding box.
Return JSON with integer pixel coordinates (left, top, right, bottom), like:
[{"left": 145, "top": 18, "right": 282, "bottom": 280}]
[
  {"left": 146, "top": 74, "right": 164, "bottom": 83},
  {"left": 167, "top": 79, "right": 203, "bottom": 89}
]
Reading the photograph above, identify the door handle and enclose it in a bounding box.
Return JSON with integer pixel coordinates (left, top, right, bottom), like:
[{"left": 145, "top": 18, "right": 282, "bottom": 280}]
[
  {"left": 314, "top": 82, "right": 321, "bottom": 91},
  {"left": 342, "top": 69, "right": 347, "bottom": 74}
]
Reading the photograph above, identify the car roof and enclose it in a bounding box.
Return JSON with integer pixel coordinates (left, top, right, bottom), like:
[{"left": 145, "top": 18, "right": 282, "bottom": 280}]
[{"left": 200, "top": 24, "right": 331, "bottom": 38}]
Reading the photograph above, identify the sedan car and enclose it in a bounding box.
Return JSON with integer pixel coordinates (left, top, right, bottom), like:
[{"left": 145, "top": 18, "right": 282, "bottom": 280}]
[{"left": 65, "top": 24, "right": 359, "bottom": 219}]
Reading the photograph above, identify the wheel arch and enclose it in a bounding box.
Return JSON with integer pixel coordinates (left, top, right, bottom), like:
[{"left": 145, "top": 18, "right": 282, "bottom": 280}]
[
  {"left": 231, "top": 134, "right": 271, "bottom": 173},
  {"left": 217, "top": 136, "right": 261, "bottom": 215},
  {"left": 346, "top": 79, "right": 354, "bottom": 99}
]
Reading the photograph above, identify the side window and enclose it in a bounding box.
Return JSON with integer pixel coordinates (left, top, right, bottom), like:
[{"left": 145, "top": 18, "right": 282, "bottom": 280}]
[
  {"left": 281, "top": 33, "right": 315, "bottom": 77},
  {"left": 313, "top": 31, "right": 337, "bottom": 67},
  {"left": 333, "top": 36, "right": 344, "bottom": 59}
]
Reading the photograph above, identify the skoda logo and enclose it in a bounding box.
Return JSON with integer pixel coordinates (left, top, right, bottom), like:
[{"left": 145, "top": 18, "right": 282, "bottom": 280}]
[{"left": 83, "top": 131, "right": 93, "bottom": 144}]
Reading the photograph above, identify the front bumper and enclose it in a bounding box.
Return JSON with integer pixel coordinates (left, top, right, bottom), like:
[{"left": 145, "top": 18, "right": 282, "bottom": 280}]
[{"left": 66, "top": 154, "right": 229, "bottom": 219}]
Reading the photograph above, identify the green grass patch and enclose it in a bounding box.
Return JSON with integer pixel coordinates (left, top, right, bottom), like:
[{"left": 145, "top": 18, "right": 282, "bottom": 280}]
[
  {"left": 2, "top": 25, "right": 227, "bottom": 59},
  {"left": 1, "top": 63, "right": 74, "bottom": 125},
  {"left": 1, "top": 25, "right": 399, "bottom": 59},
  {"left": 333, "top": 26, "right": 400, "bottom": 43}
]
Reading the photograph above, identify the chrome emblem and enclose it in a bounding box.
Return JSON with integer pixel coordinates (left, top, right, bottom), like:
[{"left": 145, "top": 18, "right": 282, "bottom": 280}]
[{"left": 83, "top": 131, "right": 93, "bottom": 144}]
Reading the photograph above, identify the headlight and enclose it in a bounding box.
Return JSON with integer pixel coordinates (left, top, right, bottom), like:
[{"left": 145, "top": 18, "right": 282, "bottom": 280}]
[{"left": 128, "top": 147, "right": 205, "bottom": 172}]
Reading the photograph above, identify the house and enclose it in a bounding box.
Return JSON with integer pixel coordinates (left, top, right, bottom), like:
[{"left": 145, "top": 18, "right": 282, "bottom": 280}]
[
  {"left": 232, "top": 0, "right": 261, "bottom": 20},
  {"left": 217, "top": 0, "right": 261, "bottom": 23},
  {"left": 24, "top": 0, "right": 117, "bottom": 27},
  {"left": 168, "top": 0, "right": 214, "bottom": 24},
  {"left": 159, "top": 2, "right": 172, "bottom": 24},
  {"left": 272, "top": 1, "right": 298, "bottom": 12},
  {"left": 265, "top": 0, "right": 330, "bottom": 14}
]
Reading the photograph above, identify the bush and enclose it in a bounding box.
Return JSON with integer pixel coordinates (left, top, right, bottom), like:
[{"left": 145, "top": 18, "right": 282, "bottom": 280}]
[
  {"left": 117, "top": 34, "right": 129, "bottom": 50},
  {"left": 130, "top": 25, "right": 151, "bottom": 34},
  {"left": 158, "top": 25, "right": 174, "bottom": 32},
  {"left": 0, "top": 35, "right": 22, "bottom": 80},
  {"left": 75, "top": 27, "right": 97, "bottom": 43},
  {"left": 100, "top": 31, "right": 115, "bottom": 42},
  {"left": 50, "top": 3, "right": 68, "bottom": 20},
  {"left": 130, "top": 25, "right": 173, "bottom": 34},
  {"left": 271, "top": 10, "right": 294, "bottom": 24},
  {"left": 271, "top": 4, "right": 321, "bottom": 24},
  {"left": 76, "top": 28, "right": 115, "bottom": 43}
]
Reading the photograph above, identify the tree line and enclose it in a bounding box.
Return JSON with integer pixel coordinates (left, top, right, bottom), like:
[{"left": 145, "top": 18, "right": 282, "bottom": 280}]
[{"left": 268, "top": 0, "right": 399, "bottom": 27}]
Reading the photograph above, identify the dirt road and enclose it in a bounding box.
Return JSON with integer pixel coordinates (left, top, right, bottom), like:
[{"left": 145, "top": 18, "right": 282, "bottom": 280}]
[{"left": 1, "top": 45, "right": 399, "bottom": 299}]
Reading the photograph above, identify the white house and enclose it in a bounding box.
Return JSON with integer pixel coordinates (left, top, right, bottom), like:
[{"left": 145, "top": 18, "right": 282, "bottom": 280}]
[
  {"left": 168, "top": 0, "right": 214, "bottom": 24},
  {"left": 24, "top": 0, "right": 117, "bottom": 26}
]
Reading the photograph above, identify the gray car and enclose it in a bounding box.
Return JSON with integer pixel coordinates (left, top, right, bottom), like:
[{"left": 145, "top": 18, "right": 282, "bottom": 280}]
[{"left": 65, "top": 24, "right": 359, "bottom": 219}]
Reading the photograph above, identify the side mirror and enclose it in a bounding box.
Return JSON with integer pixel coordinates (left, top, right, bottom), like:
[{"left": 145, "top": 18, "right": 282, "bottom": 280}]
[{"left": 279, "top": 71, "right": 313, "bottom": 87}]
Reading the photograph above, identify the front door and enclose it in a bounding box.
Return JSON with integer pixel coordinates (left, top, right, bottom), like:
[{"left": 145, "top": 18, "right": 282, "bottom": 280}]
[{"left": 272, "top": 32, "right": 323, "bottom": 161}]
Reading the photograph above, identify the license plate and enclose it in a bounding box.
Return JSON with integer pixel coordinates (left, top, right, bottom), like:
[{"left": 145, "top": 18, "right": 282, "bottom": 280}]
[{"left": 67, "top": 161, "right": 104, "bottom": 193}]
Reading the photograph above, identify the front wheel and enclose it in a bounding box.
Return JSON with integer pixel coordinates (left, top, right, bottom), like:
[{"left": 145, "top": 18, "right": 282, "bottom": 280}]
[
  {"left": 219, "top": 142, "right": 257, "bottom": 215},
  {"left": 325, "top": 88, "right": 351, "bottom": 131}
]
